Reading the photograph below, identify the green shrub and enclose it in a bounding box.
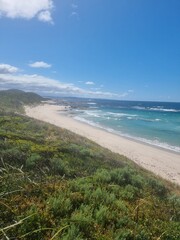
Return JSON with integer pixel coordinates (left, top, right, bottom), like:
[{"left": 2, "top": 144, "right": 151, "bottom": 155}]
[
  {"left": 61, "top": 224, "right": 83, "bottom": 240},
  {"left": 94, "top": 169, "right": 111, "bottom": 183},
  {"left": 110, "top": 167, "right": 133, "bottom": 186},
  {"left": 1, "top": 147, "right": 26, "bottom": 166},
  {"left": 114, "top": 228, "right": 133, "bottom": 240},
  {"left": 70, "top": 178, "right": 94, "bottom": 193},
  {"left": 18, "top": 205, "right": 44, "bottom": 240},
  {"left": 116, "top": 216, "right": 131, "bottom": 228},
  {"left": 147, "top": 178, "right": 168, "bottom": 198},
  {"left": 135, "top": 229, "right": 151, "bottom": 240},
  {"left": 168, "top": 195, "right": 180, "bottom": 221},
  {"left": 50, "top": 157, "right": 69, "bottom": 176},
  {"left": 70, "top": 192, "right": 84, "bottom": 208},
  {"left": 131, "top": 174, "right": 144, "bottom": 189},
  {"left": 121, "top": 185, "right": 139, "bottom": 200},
  {"left": 47, "top": 194, "right": 72, "bottom": 218},
  {"left": 25, "top": 153, "right": 41, "bottom": 169},
  {"left": 114, "top": 200, "right": 129, "bottom": 214},
  {"left": 70, "top": 204, "right": 94, "bottom": 237},
  {"left": 95, "top": 205, "right": 110, "bottom": 227},
  {"left": 91, "top": 187, "right": 107, "bottom": 204}
]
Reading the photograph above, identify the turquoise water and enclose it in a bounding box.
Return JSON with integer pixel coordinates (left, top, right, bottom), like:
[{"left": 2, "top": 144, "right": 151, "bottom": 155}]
[{"left": 58, "top": 98, "right": 180, "bottom": 153}]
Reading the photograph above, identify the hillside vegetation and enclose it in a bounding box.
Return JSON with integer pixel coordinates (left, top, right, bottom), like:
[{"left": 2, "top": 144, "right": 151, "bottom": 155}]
[
  {"left": 0, "top": 112, "right": 180, "bottom": 239},
  {"left": 0, "top": 90, "right": 180, "bottom": 239},
  {"left": 0, "top": 89, "right": 45, "bottom": 113}
]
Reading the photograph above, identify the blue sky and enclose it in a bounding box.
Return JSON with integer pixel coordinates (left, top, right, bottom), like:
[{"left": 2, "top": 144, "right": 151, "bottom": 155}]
[{"left": 0, "top": 0, "right": 180, "bottom": 101}]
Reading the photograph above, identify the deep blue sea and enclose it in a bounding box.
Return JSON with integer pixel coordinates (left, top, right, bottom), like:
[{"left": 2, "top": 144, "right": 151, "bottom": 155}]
[{"left": 58, "top": 98, "right": 180, "bottom": 153}]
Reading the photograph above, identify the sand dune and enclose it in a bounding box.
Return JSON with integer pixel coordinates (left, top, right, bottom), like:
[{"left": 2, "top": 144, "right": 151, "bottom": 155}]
[{"left": 25, "top": 104, "right": 180, "bottom": 185}]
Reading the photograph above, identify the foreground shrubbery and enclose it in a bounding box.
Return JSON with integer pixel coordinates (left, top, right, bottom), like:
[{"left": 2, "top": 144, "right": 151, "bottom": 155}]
[{"left": 0, "top": 113, "right": 180, "bottom": 239}]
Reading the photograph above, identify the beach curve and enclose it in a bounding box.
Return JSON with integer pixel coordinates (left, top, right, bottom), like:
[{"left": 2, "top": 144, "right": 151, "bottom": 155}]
[{"left": 25, "top": 103, "right": 180, "bottom": 185}]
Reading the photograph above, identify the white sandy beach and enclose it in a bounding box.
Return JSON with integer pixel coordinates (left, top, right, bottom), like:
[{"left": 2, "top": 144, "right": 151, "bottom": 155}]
[{"left": 25, "top": 104, "right": 180, "bottom": 185}]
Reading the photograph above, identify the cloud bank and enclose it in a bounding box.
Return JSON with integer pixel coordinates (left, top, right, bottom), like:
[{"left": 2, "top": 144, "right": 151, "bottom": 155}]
[
  {"left": 0, "top": 73, "right": 126, "bottom": 98},
  {"left": 0, "top": 0, "right": 54, "bottom": 23},
  {"left": 0, "top": 63, "right": 19, "bottom": 74},
  {"left": 0, "top": 63, "right": 133, "bottom": 99}
]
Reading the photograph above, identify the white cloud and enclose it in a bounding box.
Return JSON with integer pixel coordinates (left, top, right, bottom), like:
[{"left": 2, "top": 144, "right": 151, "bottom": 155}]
[
  {"left": 0, "top": 73, "right": 82, "bottom": 94},
  {"left": 85, "top": 81, "right": 95, "bottom": 85},
  {"left": 0, "top": 0, "right": 54, "bottom": 23},
  {"left": 0, "top": 63, "right": 132, "bottom": 99},
  {"left": 38, "top": 10, "right": 52, "bottom": 23},
  {"left": 0, "top": 73, "right": 125, "bottom": 99},
  {"left": 29, "top": 61, "right": 51, "bottom": 68},
  {"left": 0, "top": 63, "right": 19, "bottom": 74}
]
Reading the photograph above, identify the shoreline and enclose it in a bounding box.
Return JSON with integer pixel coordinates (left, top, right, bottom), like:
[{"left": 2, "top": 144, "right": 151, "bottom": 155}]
[
  {"left": 72, "top": 114, "right": 180, "bottom": 155},
  {"left": 25, "top": 104, "right": 180, "bottom": 185}
]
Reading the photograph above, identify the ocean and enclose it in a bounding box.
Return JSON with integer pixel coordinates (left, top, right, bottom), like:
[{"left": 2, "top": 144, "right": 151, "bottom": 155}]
[{"left": 57, "top": 98, "right": 180, "bottom": 153}]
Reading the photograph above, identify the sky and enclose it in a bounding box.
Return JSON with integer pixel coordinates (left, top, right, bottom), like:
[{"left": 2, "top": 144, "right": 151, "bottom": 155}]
[{"left": 0, "top": 0, "right": 180, "bottom": 101}]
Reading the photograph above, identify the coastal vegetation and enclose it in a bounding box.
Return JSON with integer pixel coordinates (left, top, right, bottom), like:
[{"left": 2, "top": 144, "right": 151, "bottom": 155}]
[
  {"left": 0, "top": 89, "right": 45, "bottom": 113},
  {"left": 0, "top": 90, "right": 180, "bottom": 239}
]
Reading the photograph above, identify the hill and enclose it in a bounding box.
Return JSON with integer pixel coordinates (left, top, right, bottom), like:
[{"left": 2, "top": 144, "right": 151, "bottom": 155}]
[
  {"left": 0, "top": 90, "right": 179, "bottom": 239},
  {"left": 0, "top": 89, "right": 46, "bottom": 113},
  {"left": 0, "top": 112, "right": 180, "bottom": 239}
]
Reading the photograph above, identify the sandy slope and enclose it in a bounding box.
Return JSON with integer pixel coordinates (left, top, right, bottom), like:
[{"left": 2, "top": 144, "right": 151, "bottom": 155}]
[{"left": 25, "top": 104, "right": 180, "bottom": 185}]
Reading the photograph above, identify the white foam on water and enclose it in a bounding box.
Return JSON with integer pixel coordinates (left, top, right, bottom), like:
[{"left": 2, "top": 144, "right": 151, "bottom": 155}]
[
  {"left": 149, "top": 107, "right": 180, "bottom": 112},
  {"left": 87, "top": 102, "right": 97, "bottom": 105},
  {"left": 74, "top": 116, "right": 101, "bottom": 128},
  {"left": 84, "top": 110, "right": 101, "bottom": 118},
  {"left": 125, "top": 116, "right": 162, "bottom": 122},
  {"left": 132, "top": 106, "right": 180, "bottom": 112},
  {"left": 107, "top": 112, "right": 137, "bottom": 117},
  {"left": 73, "top": 115, "right": 180, "bottom": 153}
]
